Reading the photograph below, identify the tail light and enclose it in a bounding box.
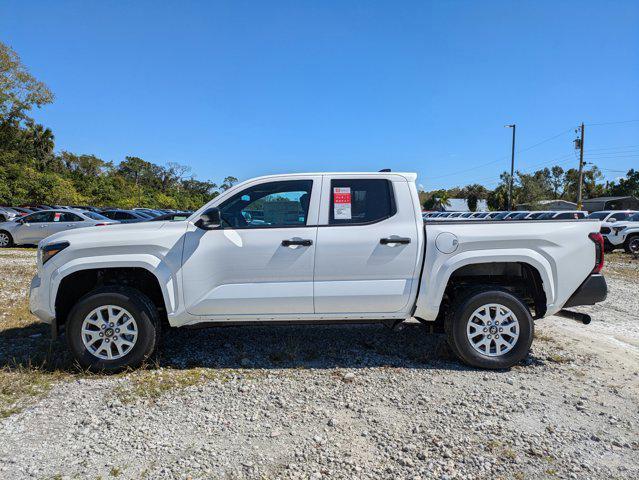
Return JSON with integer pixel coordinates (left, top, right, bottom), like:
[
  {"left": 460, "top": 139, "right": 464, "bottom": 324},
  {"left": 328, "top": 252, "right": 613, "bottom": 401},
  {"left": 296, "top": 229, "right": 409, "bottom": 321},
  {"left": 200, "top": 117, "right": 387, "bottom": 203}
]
[{"left": 588, "top": 232, "right": 604, "bottom": 274}]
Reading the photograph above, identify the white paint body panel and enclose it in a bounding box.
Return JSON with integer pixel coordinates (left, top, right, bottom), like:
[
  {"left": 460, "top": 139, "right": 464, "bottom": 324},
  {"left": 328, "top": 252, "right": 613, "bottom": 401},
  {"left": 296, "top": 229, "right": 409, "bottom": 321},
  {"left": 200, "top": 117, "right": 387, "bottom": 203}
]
[{"left": 28, "top": 171, "right": 601, "bottom": 328}]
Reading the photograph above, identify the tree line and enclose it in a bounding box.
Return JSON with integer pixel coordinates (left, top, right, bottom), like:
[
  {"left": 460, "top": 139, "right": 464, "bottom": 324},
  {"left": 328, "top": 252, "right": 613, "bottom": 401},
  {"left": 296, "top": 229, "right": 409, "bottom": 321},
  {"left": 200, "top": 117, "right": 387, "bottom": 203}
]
[
  {"left": 421, "top": 164, "right": 638, "bottom": 211},
  {"left": 2, "top": 41, "right": 637, "bottom": 212},
  {"left": 0, "top": 42, "right": 234, "bottom": 210}
]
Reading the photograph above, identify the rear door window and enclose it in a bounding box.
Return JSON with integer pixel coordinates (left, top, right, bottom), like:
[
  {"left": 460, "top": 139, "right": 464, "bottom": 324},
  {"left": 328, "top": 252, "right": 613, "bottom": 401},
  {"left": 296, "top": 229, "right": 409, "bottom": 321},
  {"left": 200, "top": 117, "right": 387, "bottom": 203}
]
[
  {"left": 59, "top": 212, "right": 84, "bottom": 222},
  {"left": 329, "top": 179, "right": 396, "bottom": 225}
]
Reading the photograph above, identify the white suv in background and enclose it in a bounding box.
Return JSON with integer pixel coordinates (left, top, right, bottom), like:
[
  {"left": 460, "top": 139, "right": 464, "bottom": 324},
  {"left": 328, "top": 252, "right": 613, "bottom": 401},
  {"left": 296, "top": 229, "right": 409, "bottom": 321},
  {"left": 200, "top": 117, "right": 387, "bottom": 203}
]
[{"left": 600, "top": 212, "right": 639, "bottom": 253}]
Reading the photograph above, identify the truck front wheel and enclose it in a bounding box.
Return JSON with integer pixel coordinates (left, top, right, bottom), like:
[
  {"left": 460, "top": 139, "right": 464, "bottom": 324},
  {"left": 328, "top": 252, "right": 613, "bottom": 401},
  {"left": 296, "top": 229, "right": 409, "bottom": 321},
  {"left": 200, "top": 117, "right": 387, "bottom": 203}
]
[
  {"left": 445, "top": 289, "right": 534, "bottom": 369},
  {"left": 66, "top": 286, "right": 161, "bottom": 372},
  {"left": 624, "top": 234, "right": 639, "bottom": 254}
]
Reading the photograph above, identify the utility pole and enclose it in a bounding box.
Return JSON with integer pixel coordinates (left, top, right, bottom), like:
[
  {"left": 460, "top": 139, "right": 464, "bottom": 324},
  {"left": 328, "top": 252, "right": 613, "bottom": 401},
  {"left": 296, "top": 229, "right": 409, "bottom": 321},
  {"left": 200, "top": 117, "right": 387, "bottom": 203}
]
[
  {"left": 506, "top": 124, "right": 516, "bottom": 210},
  {"left": 575, "top": 123, "right": 585, "bottom": 209}
]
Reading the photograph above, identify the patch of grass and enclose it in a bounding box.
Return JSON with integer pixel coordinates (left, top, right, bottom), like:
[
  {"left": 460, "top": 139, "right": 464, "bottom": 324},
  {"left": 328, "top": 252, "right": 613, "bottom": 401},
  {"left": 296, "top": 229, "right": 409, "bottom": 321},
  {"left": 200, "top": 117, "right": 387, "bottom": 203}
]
[
  {"left": 0, "top": 364, "right": 68, "bottom": 418},
  {"left": 109, "top": 466, "right": 122, "bottom": 477},
  {"left": 533, "top": 331, "right": 556, "bottom": 343},
  {"left": 547, "top": 353, "right": 572, "bottom": 364},
  {"left": 113, "top": 367, "right": 256, "bottom": 404}
]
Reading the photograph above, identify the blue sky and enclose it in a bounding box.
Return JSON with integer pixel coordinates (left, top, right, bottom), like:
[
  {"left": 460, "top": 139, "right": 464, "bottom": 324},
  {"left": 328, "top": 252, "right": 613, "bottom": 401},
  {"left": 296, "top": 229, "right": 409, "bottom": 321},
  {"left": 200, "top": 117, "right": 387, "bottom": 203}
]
[{"left": 2, "top": 0, "right": 638, "bottom": 190}]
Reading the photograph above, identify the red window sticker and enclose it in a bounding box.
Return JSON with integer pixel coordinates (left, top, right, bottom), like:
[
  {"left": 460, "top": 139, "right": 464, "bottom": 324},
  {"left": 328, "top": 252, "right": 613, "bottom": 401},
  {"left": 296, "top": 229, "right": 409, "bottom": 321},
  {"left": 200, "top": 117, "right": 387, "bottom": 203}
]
[
  {"left": 54, "top": 212, "right": 62, "bottom": 222},
  {"left": 333, "top": 187, "right": 352, "bottom": 220}
]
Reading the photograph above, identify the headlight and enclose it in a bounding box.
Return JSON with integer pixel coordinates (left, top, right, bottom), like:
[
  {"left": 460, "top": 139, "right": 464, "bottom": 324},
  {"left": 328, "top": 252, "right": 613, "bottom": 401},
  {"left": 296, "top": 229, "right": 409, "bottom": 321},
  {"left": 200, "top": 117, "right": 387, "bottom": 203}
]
[
  {"left": 41, "top": 241, "right": 70, "bottom": 264},
  {"left": 612, "top": 226, "right": 626, "bottom": 234}
]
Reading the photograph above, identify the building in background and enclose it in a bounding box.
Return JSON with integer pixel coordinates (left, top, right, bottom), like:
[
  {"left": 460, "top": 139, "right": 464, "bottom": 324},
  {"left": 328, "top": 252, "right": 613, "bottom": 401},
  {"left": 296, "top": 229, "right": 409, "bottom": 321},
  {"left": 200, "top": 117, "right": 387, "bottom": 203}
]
[{"left": 582, "top": 196, "right": 639, "bottom": 213}]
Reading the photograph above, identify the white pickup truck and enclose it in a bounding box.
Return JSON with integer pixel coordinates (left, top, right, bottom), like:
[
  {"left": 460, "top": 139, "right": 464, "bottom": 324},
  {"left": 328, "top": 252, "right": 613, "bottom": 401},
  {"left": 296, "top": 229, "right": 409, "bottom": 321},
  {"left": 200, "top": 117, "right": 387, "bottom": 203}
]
[{"left": 29, "top": 172, "right": 607, "bottom": 371}]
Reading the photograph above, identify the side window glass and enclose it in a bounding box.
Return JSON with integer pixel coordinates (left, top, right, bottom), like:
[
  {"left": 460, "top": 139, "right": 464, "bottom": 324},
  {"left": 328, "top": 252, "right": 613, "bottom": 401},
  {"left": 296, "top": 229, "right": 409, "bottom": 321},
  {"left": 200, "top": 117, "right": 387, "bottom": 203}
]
[
  {"left": 60, "top": 212, "right": 83, "bottom": 222},
  {"left": 329, "top": 179, "right": 396, "bottom": 225},
  {"left": 25, "top": 212, "right": 54, "bottom": 223},
  {"left": 218, "top": 180, "right": 313, "bottom": 228}
]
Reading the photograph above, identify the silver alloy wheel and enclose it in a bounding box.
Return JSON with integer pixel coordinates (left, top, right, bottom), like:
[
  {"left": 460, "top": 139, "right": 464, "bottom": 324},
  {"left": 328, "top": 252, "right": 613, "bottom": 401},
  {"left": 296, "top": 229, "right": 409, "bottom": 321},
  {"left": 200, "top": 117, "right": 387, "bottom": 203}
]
[
  {"left": 466, "top": 303, "right": 520, "bottom": 357},
  {"left": 0, "top": 233, "right": 9, "bottom": 247},
  {"left": 629, "top": 237, "right": 639, "bottom": 254},
  {"left": 81, "top": 305, "right": 138, "bottom": 360}
]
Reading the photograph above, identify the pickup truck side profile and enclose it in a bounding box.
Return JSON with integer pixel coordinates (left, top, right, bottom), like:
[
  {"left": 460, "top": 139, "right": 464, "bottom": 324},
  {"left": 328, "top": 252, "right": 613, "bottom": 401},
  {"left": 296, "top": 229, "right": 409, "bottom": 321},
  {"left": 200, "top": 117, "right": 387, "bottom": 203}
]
[{"left": 29, "top": 172, "right": 608, "bottom": 371}]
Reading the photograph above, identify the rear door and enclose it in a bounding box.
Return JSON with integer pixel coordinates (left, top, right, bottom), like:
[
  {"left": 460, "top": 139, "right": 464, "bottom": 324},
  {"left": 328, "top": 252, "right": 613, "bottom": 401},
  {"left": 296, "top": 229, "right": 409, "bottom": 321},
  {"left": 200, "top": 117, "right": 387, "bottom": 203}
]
[{"left": 313, "top": 175, "right": 421, "bottom": 314}]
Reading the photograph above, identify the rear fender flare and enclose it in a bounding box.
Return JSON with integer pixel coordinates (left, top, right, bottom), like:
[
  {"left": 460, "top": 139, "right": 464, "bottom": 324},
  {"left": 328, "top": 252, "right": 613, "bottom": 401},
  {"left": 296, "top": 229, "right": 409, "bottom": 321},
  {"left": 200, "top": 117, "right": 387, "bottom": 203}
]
[{"left": 415, "top": 249, "right": 555, "bottom": 320}]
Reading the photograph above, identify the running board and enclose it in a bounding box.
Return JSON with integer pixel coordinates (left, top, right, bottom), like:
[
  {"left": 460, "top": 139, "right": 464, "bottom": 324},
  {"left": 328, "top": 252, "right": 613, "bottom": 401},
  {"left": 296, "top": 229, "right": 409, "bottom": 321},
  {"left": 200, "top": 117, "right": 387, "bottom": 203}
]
[{"left": 556, "top": 309, "right": 592, "bottom": 325}]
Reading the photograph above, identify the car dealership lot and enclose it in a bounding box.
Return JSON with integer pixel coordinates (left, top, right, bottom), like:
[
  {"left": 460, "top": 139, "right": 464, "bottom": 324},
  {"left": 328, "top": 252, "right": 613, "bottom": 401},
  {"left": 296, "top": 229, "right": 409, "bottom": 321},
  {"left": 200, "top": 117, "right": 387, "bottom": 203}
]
[{"left": 0, "top": 249, "right": 637, "bottom": 479}]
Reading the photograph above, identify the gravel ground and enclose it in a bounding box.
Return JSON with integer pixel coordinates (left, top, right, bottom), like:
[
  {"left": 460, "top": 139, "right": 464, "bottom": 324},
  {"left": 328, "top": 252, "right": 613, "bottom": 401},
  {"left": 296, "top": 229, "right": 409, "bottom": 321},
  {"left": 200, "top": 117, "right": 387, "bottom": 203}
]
[{"left": 0, "top": 249, "right": 638, "bottom": 479}]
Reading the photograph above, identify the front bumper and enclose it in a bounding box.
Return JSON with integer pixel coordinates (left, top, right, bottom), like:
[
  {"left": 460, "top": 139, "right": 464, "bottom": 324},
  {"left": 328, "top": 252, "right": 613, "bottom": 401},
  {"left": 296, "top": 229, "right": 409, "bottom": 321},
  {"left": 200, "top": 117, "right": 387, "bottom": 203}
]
[
  {"left": 29, "top": 274, "right": 55, "bottom": 324},
  {"left": 563, "top": 274, "right": 607, "bottom": 308}
]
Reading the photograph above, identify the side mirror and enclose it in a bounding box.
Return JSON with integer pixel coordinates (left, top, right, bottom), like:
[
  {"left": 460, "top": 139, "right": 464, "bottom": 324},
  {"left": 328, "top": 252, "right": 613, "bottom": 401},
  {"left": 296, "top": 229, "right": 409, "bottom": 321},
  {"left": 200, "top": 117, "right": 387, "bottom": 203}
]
[
  {"left": 195, "top": 208, "right": 221, "bottom": 230},
  {"left": 609, "top": 218, "right": 617, "bottom": 223}
]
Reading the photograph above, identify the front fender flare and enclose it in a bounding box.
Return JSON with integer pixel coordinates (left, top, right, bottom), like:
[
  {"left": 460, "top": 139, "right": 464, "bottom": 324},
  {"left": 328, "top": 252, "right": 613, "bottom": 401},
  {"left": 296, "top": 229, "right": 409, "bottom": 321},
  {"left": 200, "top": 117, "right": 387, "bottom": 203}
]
[{"left": 49, "top": 254, "right": 177, "bottom": 316}]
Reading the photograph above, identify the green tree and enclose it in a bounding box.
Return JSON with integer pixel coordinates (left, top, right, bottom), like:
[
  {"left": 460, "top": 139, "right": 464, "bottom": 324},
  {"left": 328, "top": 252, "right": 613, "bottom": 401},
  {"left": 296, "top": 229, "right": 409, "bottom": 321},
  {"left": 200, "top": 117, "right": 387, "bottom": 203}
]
[
  {"left": 605, "top": 169, "right": 639, "bottom": 198},
  {"left": 0, "top": 42, "right": 54, "bottom": 126}
]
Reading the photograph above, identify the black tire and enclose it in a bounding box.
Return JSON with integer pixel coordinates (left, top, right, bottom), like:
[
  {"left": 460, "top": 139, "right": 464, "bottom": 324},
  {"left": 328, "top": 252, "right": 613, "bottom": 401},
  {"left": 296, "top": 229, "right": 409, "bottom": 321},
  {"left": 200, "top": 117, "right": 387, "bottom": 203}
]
[
  {"left": 445, "top": 289, "right": 534, "bottom": 369},
  {"left": 624, "top": 234, "right": 639, "bottom": 254},
  {"left": 66, "top": 286, "right": 160, "bottom": 372},
  {"left": 0, "top": 230, "right": 13, "bottom": 248}
]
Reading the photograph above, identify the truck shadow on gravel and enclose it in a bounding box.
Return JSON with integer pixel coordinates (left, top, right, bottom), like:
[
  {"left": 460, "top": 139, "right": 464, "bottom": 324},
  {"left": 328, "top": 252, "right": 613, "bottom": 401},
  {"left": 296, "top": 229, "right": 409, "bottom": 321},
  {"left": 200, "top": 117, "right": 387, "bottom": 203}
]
[
  {"left": 156, "top": 323, "right": 542, "bottom": 371},
  {"left": 0, "top": 322, "right": 543, "bottom": 373}
]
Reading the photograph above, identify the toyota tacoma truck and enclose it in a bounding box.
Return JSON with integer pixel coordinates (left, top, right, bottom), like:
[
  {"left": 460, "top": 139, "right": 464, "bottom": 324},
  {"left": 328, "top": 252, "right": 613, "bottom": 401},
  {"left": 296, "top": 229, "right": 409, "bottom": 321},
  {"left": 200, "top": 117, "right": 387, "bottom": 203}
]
[{"left": 29, "top": 172, "right": 608, "bottom": 371}]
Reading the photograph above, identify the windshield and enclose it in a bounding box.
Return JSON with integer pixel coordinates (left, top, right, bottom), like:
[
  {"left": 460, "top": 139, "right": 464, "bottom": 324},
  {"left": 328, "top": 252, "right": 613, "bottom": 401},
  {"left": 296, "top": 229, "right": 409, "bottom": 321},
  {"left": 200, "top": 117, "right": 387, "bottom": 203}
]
[{"left": 587, "top": 212, "right": 610, "bottom": 220}]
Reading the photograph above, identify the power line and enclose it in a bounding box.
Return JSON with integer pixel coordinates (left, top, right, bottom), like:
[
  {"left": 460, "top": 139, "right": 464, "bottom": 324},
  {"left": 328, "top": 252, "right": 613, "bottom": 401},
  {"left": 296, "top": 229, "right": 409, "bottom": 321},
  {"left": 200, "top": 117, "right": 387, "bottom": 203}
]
[
  {"left": 426, "top": 126, "right": 575, "bottom": 181},
  {"left": 586, "top": 119, "right": 639, "bottom": 126}
]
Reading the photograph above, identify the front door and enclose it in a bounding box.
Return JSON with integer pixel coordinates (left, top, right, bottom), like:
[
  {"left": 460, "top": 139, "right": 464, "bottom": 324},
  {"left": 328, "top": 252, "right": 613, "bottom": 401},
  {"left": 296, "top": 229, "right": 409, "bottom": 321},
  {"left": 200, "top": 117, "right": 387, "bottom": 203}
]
[
  {"left": 313, "top": 176, "right": 421, "bottom": 314},
  {"left": 13, "top": 211, "right": 56, "bottom": 244},
  {"left": 181, "top": 176, "right": 320, "bottom": 316}
]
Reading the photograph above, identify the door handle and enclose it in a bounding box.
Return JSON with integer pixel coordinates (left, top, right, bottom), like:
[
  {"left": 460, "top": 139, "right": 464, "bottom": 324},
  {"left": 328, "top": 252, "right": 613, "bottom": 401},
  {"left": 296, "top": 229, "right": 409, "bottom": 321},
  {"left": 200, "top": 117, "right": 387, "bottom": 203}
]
[
  {"left": 380, "top": 237, "right": 411, "bottom": 245},
  {"left": 281, "top": 239, "right": 313, "bottom": 247}
]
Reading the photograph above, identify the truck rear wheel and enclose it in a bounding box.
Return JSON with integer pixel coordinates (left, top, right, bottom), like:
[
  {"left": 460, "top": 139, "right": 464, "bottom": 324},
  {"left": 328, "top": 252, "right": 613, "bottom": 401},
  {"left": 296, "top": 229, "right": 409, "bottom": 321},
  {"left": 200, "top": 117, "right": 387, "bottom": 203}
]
[
  {"left": 66, "top": 286, "right": 160, "bottom": 372},
  {"left": 445, "top": 289, "right": 533, "bottom": 369}
]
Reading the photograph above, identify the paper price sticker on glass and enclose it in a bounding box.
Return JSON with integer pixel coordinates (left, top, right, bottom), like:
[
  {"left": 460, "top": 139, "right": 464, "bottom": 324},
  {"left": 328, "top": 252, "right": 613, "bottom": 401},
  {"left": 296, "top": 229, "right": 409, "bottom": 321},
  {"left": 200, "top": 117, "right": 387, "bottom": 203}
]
[{"left": 333, "top": 187, "right": 352, "bottom": 220}]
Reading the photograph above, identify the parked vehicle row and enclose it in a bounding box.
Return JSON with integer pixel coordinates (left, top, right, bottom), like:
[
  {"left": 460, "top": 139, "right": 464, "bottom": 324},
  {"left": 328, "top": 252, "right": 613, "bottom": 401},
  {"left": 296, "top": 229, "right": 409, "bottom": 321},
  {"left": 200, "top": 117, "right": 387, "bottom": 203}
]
[
  {"left": 423, "top": 210, "right": 588, "bottom": 221},
  {"left": 0, "top": 206, "right": 193, "bottom": 247},
  {"left": 422, "top": 208, "right": 639, "bottom": 254}
]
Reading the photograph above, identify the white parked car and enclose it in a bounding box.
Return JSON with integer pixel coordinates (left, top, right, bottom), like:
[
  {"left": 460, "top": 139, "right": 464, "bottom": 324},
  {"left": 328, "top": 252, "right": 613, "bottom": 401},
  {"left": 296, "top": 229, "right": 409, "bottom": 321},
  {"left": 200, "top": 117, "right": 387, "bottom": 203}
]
[
  {"left": 0, "top": 209, "right": 116, "bottom": 247},
  {"left": 600, "top": 212, "right": 639, "bottom": 253},
  {"left": 29, "top": 172, "right": 607, "bottom": 371},
  {"left": 587, "top": 210, "right": 636, "bottom": 223}
]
